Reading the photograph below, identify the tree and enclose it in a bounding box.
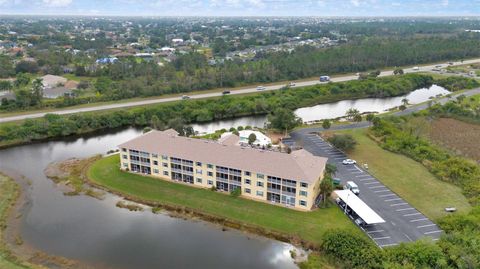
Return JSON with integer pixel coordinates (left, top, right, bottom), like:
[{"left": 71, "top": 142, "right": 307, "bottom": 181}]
[
  {"left": 319, "top": 176, "right": 334, "bottom": 206},
  {"left": 14, "top": 72, "right": 30, "bottom": 87},
  {"left": 393, "top": 68, "right": 404, "bottom": 75},
  {"left": 150, "top": 115, "right": 165, "bottom": 130},
  {"left": 328, "top": 134, "right": 357, "bottom": 152},
  {"left": 15, "top": 60, "right": 39, "bottom": 74},
  {"left": 401, "top": 98, "right": 409, "bottom": 106},
  {"left": 248, "top": 133, "right": 257, "bottom": 145},
  {"left": 322, "top": 119, "right": 331, "bottom": 129},
  {"left": 31, "top": 78, "right": 43, "bottom": 106},
  {"left": 353, "top": 114, "right": 362, "bottom": 122},
  {"left": 0, "top": 80, "right": 12, "bottom": 92},
  {"left": 230, "top": 187, "right": 241, "bottom": 197},
  {"left": 268, "top": 108, "right": 301, "bottom": 133},
  {"left": 366, "top": 113, "right": 375, "bottom": 122},
  {"left": 325, "top": 163, "right": 337, "bottom": 176},
  {"left": 346, "top": 108, "right": 360, "bottom": 121}
]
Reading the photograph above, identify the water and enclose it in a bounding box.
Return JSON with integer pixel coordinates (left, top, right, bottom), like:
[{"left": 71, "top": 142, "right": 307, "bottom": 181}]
[
  {"left": 295, "top": 85, "right": 449, "bottom": 122},
  {"left": 192, "top": 85, "right": 450, "bottom": 133},
  {"left": 0, "top": 128, "right": 298, "bottom": 269}
]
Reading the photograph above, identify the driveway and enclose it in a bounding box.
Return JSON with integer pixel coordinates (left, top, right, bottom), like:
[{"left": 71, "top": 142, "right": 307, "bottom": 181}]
[{"left": 287, "top": 131, "right": 443, "bottom": 247}]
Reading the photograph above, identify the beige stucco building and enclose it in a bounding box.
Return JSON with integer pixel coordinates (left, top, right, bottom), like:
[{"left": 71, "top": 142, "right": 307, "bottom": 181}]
[{"left": 118, "top": 129, "right": 328, "bottom": 211}]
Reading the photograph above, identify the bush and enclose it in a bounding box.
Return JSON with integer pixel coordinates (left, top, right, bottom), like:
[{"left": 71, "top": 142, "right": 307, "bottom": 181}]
[{"left": 328, "top": 134, "right": 357, "bottom": 152}]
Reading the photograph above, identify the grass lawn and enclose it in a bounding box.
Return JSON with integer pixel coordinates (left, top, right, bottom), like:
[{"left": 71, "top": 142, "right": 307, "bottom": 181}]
[
  {"left": 0, "top": 175, "right": 31, "bottom": 269},
  {"left": 335, "top": 128, "right": 471, "bottom": 220},
  {"left": 88, "top": 155, "right": 361, "bottom": 244}
]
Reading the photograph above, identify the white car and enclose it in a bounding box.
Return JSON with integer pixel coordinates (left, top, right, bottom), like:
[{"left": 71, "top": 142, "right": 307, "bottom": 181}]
[
  {"left": 342, "top": 159, "right": 357, "bottom": 165},
  {"left": 344, "top": 181, "right": 360, "bottom": 195},
  {"left": 256, "top": 86, "right": 266, "bottom": 91}
]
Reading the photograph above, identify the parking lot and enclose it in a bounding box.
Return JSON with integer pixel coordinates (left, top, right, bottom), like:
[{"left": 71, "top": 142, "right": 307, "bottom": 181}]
[{"left": 286, "top": 132, "right": 443, "bottom": 248}]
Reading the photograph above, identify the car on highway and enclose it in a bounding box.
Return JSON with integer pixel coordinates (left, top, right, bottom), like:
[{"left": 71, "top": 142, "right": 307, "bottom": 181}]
[
  {"left": 287, "top": 82, "right": 296, "bottom": 87},
  {"left": 256, "top": 86, "right": 266, "bottom": 91},
  {"left": 344, "top": 181, "right": 360, "bottom": 195},
  {"left": 342, "top": 159, "right": 357, "bottom": 165},
  {"left": 319, "top": 75, "right": 330, "bottom": 82},
  {"left": 181, "top": 95, "right": 190, "bottom": 100},
  {"left": 222, "top": 90, "right": 231, "bottom": 95},
  {"left": 412, "top": 66, "right": 420, "bottom": 71}
]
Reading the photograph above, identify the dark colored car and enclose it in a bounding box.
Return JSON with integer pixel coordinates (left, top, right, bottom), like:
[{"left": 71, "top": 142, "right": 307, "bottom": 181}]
[{"left": 222, "top": 90, "right": 231, "bottom": 95}]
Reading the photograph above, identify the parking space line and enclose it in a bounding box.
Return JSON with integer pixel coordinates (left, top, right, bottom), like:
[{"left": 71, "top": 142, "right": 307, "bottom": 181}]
[
  {"left": 359, "top": 178, "right": 375, "bottom": 181},
  {"left": 417, "top": 224, "right": 436, "bottom": 228},
  {"left": 410, "top": 218, "right": 428, "bottom": 222},
  {"left": 403, "top": 212, "right": 421, "bottom": 216},
  {"left": 424, "top": 230, "right": 442, "bottom": 235},
  {"left": 355, "top": 174, "right": 371, "bottom": 178},
  {"left": 380, "top": 243, "right": 398, "bottom": 247},
  {"left": 390, "top": 202, "right": 408, "bottom": 206},
  {"left": 374, "top": 189, "right": 390, "bottom": 193},
  {"left": 352, "top": 171, "right": 364, "bottom": 174},
  {"left": 369, "top": 186, "right": 385, "bottom": 189},
  {"left": 396, "top": 207, "right": 415, "bottom": 211},
  {"left": 380, "top": 193, "right": 396, "bottom": 197},
  {"left": 354, "top": 165, "right": 363, "bottom": 172},
  {"left": 373, "top": 236, "right": 391, "bottom": 240},
  {"left": 385, "top": 198, "right": 401, "bottom": 202},
  {"left": 367, "top": 230, "right": 384, "bottom": 234},
  {"left": 365, "top": 182, "right": 380, "bottom": 185}
]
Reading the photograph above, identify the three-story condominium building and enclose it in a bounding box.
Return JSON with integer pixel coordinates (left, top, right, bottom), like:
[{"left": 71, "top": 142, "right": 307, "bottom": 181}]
[{"left": 118, "top": 130, "right": 328, "bottom": 211}]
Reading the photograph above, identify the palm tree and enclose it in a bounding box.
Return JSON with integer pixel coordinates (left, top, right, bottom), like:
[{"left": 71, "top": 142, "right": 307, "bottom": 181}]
[{"left": 401, "top": 98, "right": 409, "bottom": 106}]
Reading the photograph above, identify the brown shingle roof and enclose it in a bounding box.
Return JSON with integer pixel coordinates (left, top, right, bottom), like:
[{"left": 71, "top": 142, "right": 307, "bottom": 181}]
[{"left": 119, "top": 130, "right": 327, "bottom": 183}]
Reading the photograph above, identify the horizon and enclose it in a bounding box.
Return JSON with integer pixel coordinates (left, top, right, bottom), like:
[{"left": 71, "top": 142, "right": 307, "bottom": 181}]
[{"left": 0, "top": 0, "right": 479, "bottom": 17}]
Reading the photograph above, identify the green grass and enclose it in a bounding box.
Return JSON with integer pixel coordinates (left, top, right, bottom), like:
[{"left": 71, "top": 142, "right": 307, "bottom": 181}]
[
  {"left": 335, "top": 128, "right": 471, "bottom": 220},
  {"left": 0, "top": 175, "right": 31, "bottom": 269},
  {"left": 88, "top": 155, "right": 360, "bottom": 244}
]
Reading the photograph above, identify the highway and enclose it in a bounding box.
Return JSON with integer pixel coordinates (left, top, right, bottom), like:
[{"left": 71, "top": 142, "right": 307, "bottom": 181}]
[{"left": 1, "top": 58, "right": 480, "bottom": 123}]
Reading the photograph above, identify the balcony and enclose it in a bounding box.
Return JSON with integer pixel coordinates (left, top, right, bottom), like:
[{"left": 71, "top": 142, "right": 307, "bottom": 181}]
[{"left": 267, "top": 188, "right": 281, "bottom": 194}]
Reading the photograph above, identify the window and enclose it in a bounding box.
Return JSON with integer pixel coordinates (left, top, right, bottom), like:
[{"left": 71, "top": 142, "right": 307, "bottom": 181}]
[
  {"left": 207, "top": 180, "right": 213, "bottom": 185},
  {"left": 257, "top": 173, "right": 264, "bottom": 179},
  {"left": 122, "top": 155, "right": 128, "bottom": 159},
  {"left": 153, "top": 169, "right": 159, "bottom": 174},
  {"left": 163, "top": 171, "right": 169, "bottom": 176},
  {"left": 301, "top": 182, "right": 308, "bottom": 188},
  {"left": 122, "top": 163, "right": 128, "bottom": 168},
  {"left": 245, "top": 171, "right": 251, "bottom": 176},
  {"left": 207, "top": 171, "right": 213, "bottom": 177},
  {"left": 196, "top": 178, "right": 202, "bottom": 183},
  {"left": 256, "top": 191, "right": 264, "bottom": 197},
  {"left": 256, "top": 181, "right": 264, "bottom": 187},
  {"left": 162, "top": 162, "right": 168, "bottom": 167},
  {"left": 153, "top": 160, "right": 158, "bottom": 165},
  {"left": 245, "top": 179, "right": 251, "bottom": 185},
  {"left": 300, "top": 200, "right": 307, "bottom": 206},
  {"left": 245, "top": 188, "right": 251, "bottom": 194},
  {"left": 162, "top": 155, "right": 168, "bottom": 160},
  {"left": 300, "top": 190, "right": 308, "bottom": 197},
  {"left": 207, "top": 164, "right": 213, "bottom": 169},
  {"left": 196, "top": 169, "right": 202, "bottom": 174},
  {"left": 122, "top": 148, "right": 126, "bottom": 152},
  {"left": 152, "top": 154, "right": 158, "bottom": 158},
  {"left": 196, "top": 162, "right": 202, "bottom": 166}
]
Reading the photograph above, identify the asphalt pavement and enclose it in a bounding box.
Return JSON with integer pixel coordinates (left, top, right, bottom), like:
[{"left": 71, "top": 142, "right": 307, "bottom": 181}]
[{"left": 286, "top": 132, "right": 443, "bottom": 247}]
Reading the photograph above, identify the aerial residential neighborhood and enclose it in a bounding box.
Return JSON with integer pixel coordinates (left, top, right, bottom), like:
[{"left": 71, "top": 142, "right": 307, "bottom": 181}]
[{"left": 0, "top": 1, "right": 480, "bottom": 269}]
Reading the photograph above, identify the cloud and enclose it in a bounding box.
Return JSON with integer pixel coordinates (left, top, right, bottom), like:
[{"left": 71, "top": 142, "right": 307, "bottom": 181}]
[
  {"left": 42, "top": 0, "right": 72, "bottom": 7},
  {"left": 350, "top": 0, "right": 360, "bottom": 7}
]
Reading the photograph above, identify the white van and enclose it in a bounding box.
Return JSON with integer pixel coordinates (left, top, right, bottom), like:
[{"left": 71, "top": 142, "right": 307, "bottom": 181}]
[{"left": 344, "top": 181, "right": 360, "bottom": 195}]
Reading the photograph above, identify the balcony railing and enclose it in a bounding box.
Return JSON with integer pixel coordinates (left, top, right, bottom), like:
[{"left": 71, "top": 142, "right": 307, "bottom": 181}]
[{"left": 267, "top": 188, "right": 281, "bottom": 194}]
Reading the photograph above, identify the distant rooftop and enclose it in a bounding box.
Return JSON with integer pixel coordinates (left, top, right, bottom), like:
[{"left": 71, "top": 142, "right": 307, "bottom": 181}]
[{"left": 119, "top": 130, "right": 327, "bottom": 183}]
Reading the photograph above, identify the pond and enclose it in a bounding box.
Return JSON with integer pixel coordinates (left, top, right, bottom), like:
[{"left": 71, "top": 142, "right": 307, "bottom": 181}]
[
  {"left": 192, "top": 85, "right": 450, "bottom": 134},
  {"left": 0, "top": 128, "right": 299, "bottom": 269}
]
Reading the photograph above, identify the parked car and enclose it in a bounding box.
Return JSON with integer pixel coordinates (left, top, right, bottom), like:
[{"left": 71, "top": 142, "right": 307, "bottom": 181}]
[
  {"left": 342, "top": 159, "right": 357, "bottom": 165},
  {"left": 222, "top": 90, "right": 231, "bottom": 95},
  {"left": 412, "top": 66, "right": 420, "bottom": 71},
  {"left": 344, "top": 181, "right": 360, "bottom": 195},
  {"left": 333, "top": 178, "right": 342, "bottom": 186},
  {"left": 181, "top": 95, "right": 190, "bottom": 100},
  {"left": 256, "top": 86, "right": 266, "bottom": 91},
  {"left": 287, "top": 82, "right": 296, "bottom": 87}
]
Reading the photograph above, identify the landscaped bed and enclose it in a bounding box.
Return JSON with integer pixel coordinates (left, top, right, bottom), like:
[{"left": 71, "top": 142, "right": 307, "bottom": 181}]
[{"left": 87, "top": 154, "right": 360, "bottom": 246}]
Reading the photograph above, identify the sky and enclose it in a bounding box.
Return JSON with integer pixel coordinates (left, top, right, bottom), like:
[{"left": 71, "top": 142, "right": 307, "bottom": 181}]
[{"left": 0, "top": 0, "right": 479, "bottom": 17}]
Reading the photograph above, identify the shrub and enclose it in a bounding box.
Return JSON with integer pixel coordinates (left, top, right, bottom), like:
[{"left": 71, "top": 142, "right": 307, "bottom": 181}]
[{"left": 328, "top": 134, "right": 357, "bottom": 152}]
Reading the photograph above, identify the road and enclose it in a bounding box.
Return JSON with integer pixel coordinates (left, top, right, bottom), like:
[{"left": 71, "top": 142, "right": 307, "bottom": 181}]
[{"left": 1, "top": 58, "right": 480, "bottom": 123}]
